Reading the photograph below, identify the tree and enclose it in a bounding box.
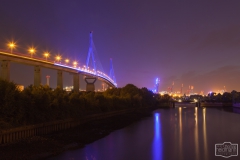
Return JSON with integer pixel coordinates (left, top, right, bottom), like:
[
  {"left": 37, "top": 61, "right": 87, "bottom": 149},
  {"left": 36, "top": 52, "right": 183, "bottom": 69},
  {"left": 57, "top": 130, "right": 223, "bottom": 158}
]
[{"left": 222, "top": 92, "right": 232, "bottom": 102}]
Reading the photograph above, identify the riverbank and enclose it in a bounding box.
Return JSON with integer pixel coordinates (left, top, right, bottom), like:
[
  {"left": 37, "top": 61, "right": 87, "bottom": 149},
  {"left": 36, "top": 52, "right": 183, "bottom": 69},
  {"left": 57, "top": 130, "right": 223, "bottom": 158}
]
[{"left": 0, "top": 107, "right": 155, "bottom": 160}]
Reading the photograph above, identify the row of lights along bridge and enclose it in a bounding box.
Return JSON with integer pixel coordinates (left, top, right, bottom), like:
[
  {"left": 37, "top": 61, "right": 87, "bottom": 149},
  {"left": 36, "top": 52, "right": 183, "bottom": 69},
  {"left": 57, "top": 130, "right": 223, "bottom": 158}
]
[
  {"left": 7, "top": 41, "right": 91, "bottom": 70},
  {"left": 5, "top": 39, "right": 116, "bottom": 87}
]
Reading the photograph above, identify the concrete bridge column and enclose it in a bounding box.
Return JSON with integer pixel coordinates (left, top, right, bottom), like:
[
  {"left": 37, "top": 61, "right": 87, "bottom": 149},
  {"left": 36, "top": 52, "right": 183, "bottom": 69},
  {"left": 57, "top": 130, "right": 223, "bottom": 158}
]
[
  {"left": 57, "top": 70, "right": 63, "bottom": 89},
  {"left": 0, "top": 60, "right": 10, "bottom": 81},
  {"left": 34, "top": 66, "right": 41, "bottom": 86},
  {"left": 73, "top": 73, "right": 79, "bottom": 92},
  {"left": 85, "top": 77, "right": 97, "bottom": 92}
]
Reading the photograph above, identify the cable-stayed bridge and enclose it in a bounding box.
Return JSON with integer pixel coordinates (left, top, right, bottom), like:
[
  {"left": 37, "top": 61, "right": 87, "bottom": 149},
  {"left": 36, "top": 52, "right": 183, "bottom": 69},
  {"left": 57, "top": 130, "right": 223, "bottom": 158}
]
[{"left": 0, "top": 32, "right": 117, "bottom": 91}]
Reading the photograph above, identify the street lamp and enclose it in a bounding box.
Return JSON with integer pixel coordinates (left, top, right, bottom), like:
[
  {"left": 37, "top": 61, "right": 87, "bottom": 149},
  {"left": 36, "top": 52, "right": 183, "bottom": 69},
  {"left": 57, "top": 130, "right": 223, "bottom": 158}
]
[
  {"left": 28, "top": 47, "right": 36, "bottom": 58},
  {"left": 55, "top": 55, "right": 62, "bottom": 62},
  {"left": 65, "top": 59, "right": 70, "bottom": 65},
  {"left": 43, "top": 52, "right": 50, "bottom": 61},
  {"left": 73, "top": 61, "right": 78, "bottom": 67},
  {"left": 8, "top": 42, "right": 16, "bottom": 53}
]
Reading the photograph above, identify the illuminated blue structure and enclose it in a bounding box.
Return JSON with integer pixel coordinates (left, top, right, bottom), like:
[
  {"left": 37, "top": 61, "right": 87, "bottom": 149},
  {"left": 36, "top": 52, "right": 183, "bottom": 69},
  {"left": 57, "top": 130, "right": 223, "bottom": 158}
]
[
  {"left": 83, "top": 31, "right": 117, "bottom": 90},
  {"left": 109, "top": 58, "right": 116, "bottom": 83},
  {"left": 86, "top": 31, "right": 96, "bottom": 72},
  {"left": 154, "top": 78, "right": 160, "bottom": 93}
]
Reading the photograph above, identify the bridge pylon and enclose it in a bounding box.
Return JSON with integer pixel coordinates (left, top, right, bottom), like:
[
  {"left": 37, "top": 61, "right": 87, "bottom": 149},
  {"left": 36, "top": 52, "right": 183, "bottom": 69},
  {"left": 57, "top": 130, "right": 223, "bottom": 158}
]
[
  {"left": 109, "top": 58, "right": 116, "bottom": 83},
  {"left": 86, "top": 31, "right": 96, "bottom": 72},
  {"left": 85, "top": 31, "right": 97, "bottom": 91}
]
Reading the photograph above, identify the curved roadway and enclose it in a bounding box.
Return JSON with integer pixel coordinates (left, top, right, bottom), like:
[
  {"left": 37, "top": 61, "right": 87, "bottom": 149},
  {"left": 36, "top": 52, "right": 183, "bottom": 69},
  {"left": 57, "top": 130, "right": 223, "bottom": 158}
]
[{"left": 0, "top": 50, "right": 117, "bottom": 88}]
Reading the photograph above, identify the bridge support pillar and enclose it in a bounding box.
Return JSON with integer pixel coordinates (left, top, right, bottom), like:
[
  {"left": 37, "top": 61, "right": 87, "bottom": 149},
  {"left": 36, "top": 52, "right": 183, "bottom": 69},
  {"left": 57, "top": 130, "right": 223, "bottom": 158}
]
[
  {"left": 85, "top": 77, "right": 96, "bottom": 92},
  {"left": 57, "top": 70, "right": 63, "bottom": 89},
  {"left": 0, "top": 60, "right": 10, "bottom": 81},
  {"left": 34, "top": 66, "right": 41, "bottom": 86},
  {"left": 101, "top": 82, "right": 106, "bottom": 91},
  {"left": 73, "top": 73, "right": 79, "bottom": 92}
]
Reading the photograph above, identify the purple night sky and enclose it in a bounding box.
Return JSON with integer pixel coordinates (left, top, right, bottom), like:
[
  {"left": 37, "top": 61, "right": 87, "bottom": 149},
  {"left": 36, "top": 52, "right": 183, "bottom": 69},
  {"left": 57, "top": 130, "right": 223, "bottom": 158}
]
[{"left": 1, "top": 0, "right": 240, "bottom": 94}]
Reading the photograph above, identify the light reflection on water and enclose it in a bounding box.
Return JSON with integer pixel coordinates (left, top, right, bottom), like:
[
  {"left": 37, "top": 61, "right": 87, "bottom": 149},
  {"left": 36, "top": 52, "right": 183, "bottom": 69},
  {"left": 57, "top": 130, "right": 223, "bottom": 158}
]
[
  {"left": 49, "top": 107, "right": 240, "bottom": 160},
  {"left": 152, "top": 113, "right": 162, "bottom": 160},
  {"left": 194, "top": 107, "right": 199, "bottom": 160},
  {"left": 203, "top": 108, "right": 208, "bottom": 160},
  {"left": 178, "top": 107, "right": 182, "bottom": 160}
]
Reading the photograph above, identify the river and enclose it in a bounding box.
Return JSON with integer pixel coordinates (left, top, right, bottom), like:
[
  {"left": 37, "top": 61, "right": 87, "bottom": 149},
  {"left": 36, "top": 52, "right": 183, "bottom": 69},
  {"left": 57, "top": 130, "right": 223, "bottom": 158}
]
[{"left": 49, "top": 107, "right": 240, "bottom": 160}]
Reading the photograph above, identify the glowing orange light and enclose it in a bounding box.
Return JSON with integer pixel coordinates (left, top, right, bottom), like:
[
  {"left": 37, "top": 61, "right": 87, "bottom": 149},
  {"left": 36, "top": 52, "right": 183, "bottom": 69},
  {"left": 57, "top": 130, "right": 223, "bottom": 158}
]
[
  {"left": 8, "top": 42, "right": 16, "bottom": 53},
  {"left": 55, "top": 55, "right": 62, "bottom": 62},
  {"left": 65, "top": 59, "right": 70, "bottom": 63},
  {"left": 28, "top": 47, "right": 36, "bottom": 57},
  {"left": 73, "top": 61, "right": 78, "bottom": 67},
  {"left": 43, "top": 52, "right": 50, "bottom": 60}
]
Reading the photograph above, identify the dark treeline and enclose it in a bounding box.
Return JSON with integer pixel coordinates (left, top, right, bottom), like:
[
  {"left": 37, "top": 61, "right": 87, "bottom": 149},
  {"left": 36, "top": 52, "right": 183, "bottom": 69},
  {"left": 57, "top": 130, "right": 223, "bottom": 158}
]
[
  {"left": 0, "top": 80, "right": 170, "bottom": 129},
  {"left": 203, "top": 91, "right": 237, "bottom": 103}
]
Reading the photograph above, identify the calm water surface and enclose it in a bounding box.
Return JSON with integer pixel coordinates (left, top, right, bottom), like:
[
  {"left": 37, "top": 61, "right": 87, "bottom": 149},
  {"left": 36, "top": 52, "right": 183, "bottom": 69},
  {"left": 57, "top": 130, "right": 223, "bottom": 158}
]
[{"left": 50, "top": 107, "right": 240, "bottom": 160}]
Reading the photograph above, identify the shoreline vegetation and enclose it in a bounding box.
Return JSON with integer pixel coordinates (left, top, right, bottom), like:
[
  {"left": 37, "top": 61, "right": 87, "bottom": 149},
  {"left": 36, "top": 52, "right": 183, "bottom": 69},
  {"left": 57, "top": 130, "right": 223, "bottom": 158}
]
[
  {"left": 0, "top": 80, "right": 170, "bottom": 159},
  {"left": 0, "top": 80, "right": 170, "bottom": 130},
  {"left": 0, "top": 107, "right": 158, "bottom": 159}
]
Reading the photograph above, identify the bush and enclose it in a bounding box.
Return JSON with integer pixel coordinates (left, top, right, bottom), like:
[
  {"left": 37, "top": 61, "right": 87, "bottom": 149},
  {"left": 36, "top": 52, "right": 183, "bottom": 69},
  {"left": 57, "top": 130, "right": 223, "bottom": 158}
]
[{"left": 0, "top": 81, "right": 168, "bottom": 129}]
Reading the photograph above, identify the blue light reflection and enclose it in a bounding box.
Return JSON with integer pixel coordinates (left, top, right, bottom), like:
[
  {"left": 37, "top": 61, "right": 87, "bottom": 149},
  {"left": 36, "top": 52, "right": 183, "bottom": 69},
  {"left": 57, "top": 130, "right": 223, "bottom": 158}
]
[{"left": 152, "top": 113, "right": 163, "bottom": 160}]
